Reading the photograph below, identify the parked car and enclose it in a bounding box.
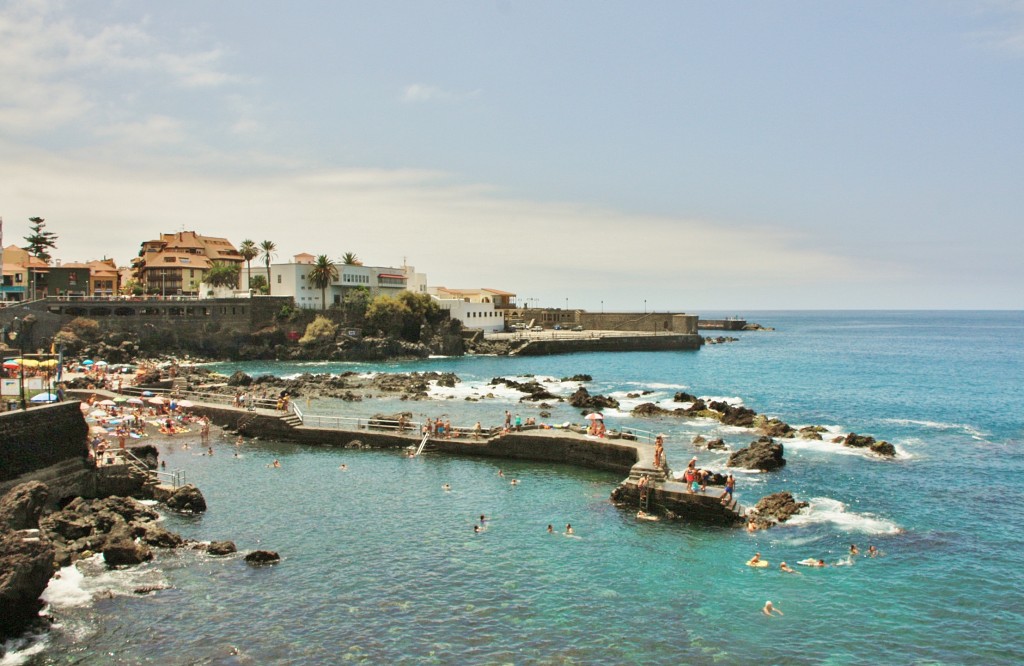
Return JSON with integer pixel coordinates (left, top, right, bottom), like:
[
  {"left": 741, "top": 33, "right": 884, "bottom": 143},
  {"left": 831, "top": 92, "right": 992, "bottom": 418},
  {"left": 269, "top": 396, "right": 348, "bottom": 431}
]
[
  {"left": 530, "top": 326, "right": 544, "bottom": 332},
  {"left": 510, "top": 323, "right": 526, "bottom": 330},
  {"left": 571, "top": 325, "right": 584, "bottom": 331},
  {"left": 553, "top": 324, "right": 562, "bottom": 330}
]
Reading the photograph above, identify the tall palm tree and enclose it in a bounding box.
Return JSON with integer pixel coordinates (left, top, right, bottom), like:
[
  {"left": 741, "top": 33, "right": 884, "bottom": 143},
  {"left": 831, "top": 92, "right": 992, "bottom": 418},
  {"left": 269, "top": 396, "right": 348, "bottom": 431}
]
[
  {"left": 307, "top": 255, "right": 339, "bottom": 310},
  {"left": 259, "top": 240, "right": 277, "bottom": 294},
  {"left": 239, "top": 239, "right": 258, "bottom": 289},
  {"left": 341, "top": 252, "right": 360, "bottom": 265}
]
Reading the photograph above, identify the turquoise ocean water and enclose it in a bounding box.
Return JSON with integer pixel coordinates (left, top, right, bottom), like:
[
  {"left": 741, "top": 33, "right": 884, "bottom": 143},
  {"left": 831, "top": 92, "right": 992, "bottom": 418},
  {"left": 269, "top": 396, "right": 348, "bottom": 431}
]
[{"left": 10, "top": 311, "right": 1024, "bottom": 665}]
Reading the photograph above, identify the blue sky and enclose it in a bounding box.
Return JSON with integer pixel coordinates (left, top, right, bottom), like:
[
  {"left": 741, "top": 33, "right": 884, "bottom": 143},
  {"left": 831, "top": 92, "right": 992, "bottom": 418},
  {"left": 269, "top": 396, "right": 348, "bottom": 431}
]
[{"left": 1, "top": 0, "right": 1022, "bottom": 310}]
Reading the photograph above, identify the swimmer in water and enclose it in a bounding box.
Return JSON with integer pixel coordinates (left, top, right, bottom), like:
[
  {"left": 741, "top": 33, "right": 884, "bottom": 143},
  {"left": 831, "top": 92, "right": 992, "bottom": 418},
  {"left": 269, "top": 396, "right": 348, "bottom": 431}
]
[
  {"left": 850, "top": 544, "right": 860, "bottom": 557},
  {"left": 270, "top": 459, "right": 281, "bottom": 468},
  {"left": 763, "top": 601, "right": 784, "bottom": 616},
  {"left": 473, "top": 525, "right": 480, "bottom": 533},
  {"left": 867, "top": 545, "right": 879, "bottom": 557},
  {"left": 510, "top": 479, "right": 520, "bottom": 486},
  {"left": 547, "top": 524, "right": 554, "bottom": 534},
  {"left": 565, "top": 524, "right": 574, "bottom": 535},
  {"left": 480, "top": 515, "right": 487, "bottom": 524},
  {"left": 497, "top": 469, "right": 505, "bottom": 477},
  {"left": 780, "top": 562, "right": 800, "bottom": 574},
  {"left": 339, "top": 464, "right": 348, "bottom": 471},
  {"left": 442, "top": 483, "right": 451, "bottom": 491}
]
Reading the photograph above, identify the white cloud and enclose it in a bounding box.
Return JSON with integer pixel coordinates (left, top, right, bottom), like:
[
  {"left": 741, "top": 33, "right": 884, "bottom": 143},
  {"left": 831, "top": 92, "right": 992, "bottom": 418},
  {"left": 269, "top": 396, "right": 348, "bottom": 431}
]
[
  {"left": 0, "top": 142, "right": 883, "bottom": 309},
  {"left": 402, "top": 83, "right": 481, "bottom": 103},
  {"left": 93, "top": 115, "right": 187, "bottom": 145},
  {"left": 0, "top": 1, "right": 236, "bottom": 135}
]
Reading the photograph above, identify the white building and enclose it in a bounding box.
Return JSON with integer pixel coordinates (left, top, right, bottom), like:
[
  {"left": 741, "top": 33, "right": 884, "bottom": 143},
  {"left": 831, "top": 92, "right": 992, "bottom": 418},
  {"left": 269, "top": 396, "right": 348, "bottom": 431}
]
[{"left": 241, "top": 254, "right": 428, "bottom": 309}]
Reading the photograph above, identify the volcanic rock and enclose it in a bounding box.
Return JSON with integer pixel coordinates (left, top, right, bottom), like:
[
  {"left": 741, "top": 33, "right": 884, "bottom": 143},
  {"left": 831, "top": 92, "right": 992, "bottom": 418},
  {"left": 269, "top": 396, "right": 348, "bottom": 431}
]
[
  {"left": 207, "top": 540, "right": 237, "bottom": 556},
  {"left": 245, "top": 550, "right": 280, "bottom": 565},
  {"left": 164, "top": 484, "right": 207, "bottom": 514},
  {"left": 727, "top": 436, "right": 786, "bottom": 471},
  {"left": 0, "top": 481, "right": 50, "bottom": 531}
]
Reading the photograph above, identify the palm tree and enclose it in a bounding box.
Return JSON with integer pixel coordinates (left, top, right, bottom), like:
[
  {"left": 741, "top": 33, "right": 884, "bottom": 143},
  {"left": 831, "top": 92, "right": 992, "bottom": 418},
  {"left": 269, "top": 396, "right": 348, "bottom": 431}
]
[
  {"left": 239, "top": 239, "right": 258, "bottom": 289},
  {"left": 341, "top": 252, "right": 360, "bottom": 265},
  {"left": 307, "top": 255, "right": 339, "bottom": 310},
  {"left": 259, "top": 240, "right": 277, "bottom": 294},
  {"left": 205, "top": 262, "right": 241, "bottom": 289}
]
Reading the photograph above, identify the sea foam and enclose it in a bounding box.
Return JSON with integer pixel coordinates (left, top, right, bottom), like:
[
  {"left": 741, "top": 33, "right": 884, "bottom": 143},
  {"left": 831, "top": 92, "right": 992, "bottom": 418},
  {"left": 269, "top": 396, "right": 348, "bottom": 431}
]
[{"left": 784, "top": 497, "right": 902, "bottom": 535}]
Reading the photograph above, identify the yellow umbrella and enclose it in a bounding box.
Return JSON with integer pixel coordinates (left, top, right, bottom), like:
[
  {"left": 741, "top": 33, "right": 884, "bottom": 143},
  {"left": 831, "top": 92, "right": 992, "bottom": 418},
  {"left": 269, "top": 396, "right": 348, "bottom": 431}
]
[
  {"left": 39, "top": 359, "right": 58, "bottom": 368},
  {"left": 20, "top": 359, "right": 40, "bottom": 368}
]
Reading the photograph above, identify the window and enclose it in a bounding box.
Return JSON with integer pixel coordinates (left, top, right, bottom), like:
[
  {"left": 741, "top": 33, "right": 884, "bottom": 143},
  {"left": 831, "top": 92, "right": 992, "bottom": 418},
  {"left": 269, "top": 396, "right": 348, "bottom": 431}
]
[{"left": 277, "top": 275, "right": 282, "bottom": 283}]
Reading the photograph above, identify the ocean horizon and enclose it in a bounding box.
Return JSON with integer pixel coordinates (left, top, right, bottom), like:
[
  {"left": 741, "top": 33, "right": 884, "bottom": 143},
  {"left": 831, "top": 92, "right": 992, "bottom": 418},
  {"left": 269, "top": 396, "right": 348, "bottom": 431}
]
[{"left": 7, "top": 310, "right": 1023, "bottom": 665}]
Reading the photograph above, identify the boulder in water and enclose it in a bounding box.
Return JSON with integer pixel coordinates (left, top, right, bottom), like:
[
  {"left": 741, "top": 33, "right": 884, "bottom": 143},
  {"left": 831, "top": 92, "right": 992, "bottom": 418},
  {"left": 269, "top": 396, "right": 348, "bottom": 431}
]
[
  {"left": 165, "top": 484, "right": 207, "bottom": 514},
  {"left": 727, "top": 436, "right": 786, "bottom": 471},
  {"left": 245, "top": 550, "right": 280, "bottom": 565}
]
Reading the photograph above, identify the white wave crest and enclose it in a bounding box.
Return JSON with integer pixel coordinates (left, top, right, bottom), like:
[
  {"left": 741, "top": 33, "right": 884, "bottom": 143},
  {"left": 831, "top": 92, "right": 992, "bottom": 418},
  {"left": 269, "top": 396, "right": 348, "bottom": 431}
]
[
  {"left": 1, "top": 633, "right": 49, "bottom": 666},
  {"left": 784, "top": 497, "right": 902, "bottom": 535}
]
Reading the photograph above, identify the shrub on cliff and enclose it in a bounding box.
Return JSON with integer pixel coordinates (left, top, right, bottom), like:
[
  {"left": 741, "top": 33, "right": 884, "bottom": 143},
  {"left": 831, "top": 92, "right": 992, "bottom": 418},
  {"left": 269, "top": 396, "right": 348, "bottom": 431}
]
[{"left": 299, "top": 315, "right": 338, "bottom": 346}]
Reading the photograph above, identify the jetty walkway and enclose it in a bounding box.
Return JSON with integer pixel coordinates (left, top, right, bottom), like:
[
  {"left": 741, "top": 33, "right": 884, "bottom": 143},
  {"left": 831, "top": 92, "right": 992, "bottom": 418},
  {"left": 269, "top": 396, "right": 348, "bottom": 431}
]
[{"left": 72, "top": 386, "right": 747, "bottom": 526}]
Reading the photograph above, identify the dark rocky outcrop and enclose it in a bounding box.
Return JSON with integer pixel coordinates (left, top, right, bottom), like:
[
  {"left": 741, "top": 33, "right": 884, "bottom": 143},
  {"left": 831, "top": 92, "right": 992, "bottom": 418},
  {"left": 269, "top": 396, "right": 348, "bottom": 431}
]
[
  {"left": 842, "top": 432, "right": 897, "bottom": 457},
  {"left": 0, "top": 530, "right": 55, "bottom": 641},
  {"left": 560, "top": 374, "right": 592, "bottom": 382},
  {"left": 727, "top": 436, "right": 786, "bottom": 471},
  {"left": 673, "top": 391, "right": 698, "bottom": 403},
  {"left": 227, "top": 370, "right": 254, "bottom": 387},
  {"left": 245, "top": 550, "right": 280, "bottom": 565},
  {"left": 101, "top": 527, "right": 153, "bottom": 566},
  {"left": 757, "top": 417, "right": 797, "bottom": 439},
  {"left": 567, "top": 387, "right": 619, "bottom": 411},
  {"left": 164, "top": 484, "right": 207, "bottom": 514},
  {"left": 705, "top": 437, "right": 728, "bottom": 451},
  {"left": 747, "top": 491, "right": 809, "bottom": 529},
  {"left": 0, "top": 481, "right": 50, "bottom": 531},
  {"left": 207, "top": 540, "right": 237, "bottom": 556},
  {"left": 489, "top": 377, "right": 559, "bottom": 402},
  {"left": 708, "top": 401, "right": 758, "bottom": 428}
]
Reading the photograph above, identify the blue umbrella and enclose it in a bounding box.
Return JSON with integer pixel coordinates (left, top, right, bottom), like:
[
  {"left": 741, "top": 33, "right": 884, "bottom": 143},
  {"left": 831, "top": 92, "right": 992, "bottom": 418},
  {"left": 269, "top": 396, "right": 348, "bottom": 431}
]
[
  {"left": 142, "top": 390, "right": 154, "bottom": 397},
  {"left": 30, "top": 392, "right": 59, "bottom": 403},
  {"left": 82, "top": 359, "right": 95, "bottom": 365}
]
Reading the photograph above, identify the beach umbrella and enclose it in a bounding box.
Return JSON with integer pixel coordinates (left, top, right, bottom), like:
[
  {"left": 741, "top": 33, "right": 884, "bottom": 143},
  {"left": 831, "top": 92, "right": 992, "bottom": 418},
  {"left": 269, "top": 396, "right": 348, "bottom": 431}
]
[
  {"left": 584, "top": 412, "right": 604, "bottom": 420},
  {"left": 30, "top": 392, "right": 58, "bottom": 403},
  {"left": 98, "top": 399, "right": 117, "bottom": 406},
  {"left": 177, "top": 399, "right": 194, "bottom": 408},
  {"left": 149, "top": 396, "right": 165, "bottom": 405},
  {"left": 113, "top": 396, "right": 128, "bottom": 403},
  {"left": 126, "top": 397, "right": 144, "bottom": 405},
  {"left": 3, "top": 359, "right": 20, "bottom": 369},
  {"left": 90, "top": 409, "right": 108, "bottom": 418},
  {"left": 95, "top": 360, "right": 108, "bottom": 366},
  {"left": 141, "top": 390, "right": 154, "bottom": 397},
  {"left": 82, "top": 359, "right": 94, "bottom": 366},
  {"left": 39, "top": 359, "right": 58, "bottom": 369},
  {"left": 21, "top": 359, "right": 40, "bottom": 368}
]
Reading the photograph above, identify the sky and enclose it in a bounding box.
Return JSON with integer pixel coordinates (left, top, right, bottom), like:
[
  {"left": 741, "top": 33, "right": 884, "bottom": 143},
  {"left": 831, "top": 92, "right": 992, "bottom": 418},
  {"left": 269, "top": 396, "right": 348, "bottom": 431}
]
[{"left": 1, "top": 0, "right": 1022, "bottom": 311}]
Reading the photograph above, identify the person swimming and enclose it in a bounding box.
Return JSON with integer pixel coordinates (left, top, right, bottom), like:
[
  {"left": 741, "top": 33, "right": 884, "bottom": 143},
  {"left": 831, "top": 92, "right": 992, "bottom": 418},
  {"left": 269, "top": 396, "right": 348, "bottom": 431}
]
[
  {"left": 339, "top": 464, "right": 348, "bottom": 471},
  {"left": 510, "top": 479, "right": 520, "bottom": 486},
  {"left": 442, "top": 483, "right": 451, "bottom": 491},
  {"left": 780, "top": 562, "right": 800, "bottom": 574},
  {"left": 763, "top": 601, "right": 784, "bottom": 616},
  {"left": 547, "top": 524, "right": 554, "bottom": 533},
  {"left": 565, "top": 524, "right": 574, "bottom": 535}
]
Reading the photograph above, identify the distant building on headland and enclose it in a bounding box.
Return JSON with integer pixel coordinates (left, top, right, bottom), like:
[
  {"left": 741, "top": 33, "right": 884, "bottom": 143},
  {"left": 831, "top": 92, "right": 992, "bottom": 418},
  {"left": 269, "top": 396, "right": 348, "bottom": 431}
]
[
  {"left": 131, "top": 231, "right": 243, "bottom": 297},
  {"left": 428, "top": 287, "right": 516, "bottom": 333},
  {"left": 239, "top": 254, "right": 428, "bottom": 309}
]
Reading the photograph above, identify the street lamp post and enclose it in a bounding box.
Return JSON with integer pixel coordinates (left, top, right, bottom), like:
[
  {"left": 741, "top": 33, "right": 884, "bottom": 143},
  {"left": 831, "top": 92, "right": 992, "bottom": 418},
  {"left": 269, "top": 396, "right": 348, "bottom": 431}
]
[
  {"left": 9, "top": 317, "right": 26, "bottom": 410},
  {"left": 644, "top": 299, "right": 647, "bottom": 315}
]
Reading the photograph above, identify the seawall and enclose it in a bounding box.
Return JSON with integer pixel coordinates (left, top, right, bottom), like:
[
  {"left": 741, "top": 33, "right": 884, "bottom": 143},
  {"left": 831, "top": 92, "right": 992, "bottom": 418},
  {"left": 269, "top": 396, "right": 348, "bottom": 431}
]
[{"left": 513, "top": 333, "right": 702, "bottom": 356}]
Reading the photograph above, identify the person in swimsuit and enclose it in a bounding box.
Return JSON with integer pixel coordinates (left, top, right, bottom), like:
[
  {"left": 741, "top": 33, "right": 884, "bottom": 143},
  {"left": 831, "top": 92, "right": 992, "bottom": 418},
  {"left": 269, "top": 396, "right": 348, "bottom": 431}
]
[
  {"left": 763, "top": 601, "right": 784, "bottom": 616},
  {"left": 780, "top": 562, "right": 800, "bottom": 574},
  {"left": 720, "top": 474, "right": 735, "bottom": 504}
]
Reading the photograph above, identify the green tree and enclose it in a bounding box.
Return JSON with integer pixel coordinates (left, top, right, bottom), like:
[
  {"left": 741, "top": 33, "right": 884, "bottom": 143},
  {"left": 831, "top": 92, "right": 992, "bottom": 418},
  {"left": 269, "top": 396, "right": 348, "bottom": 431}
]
[
  {"left": 249, "top": 274, "right": 269, "bottom": 295},
  {"left": 239, "top": 239, "right": 259, "bottom": 289},
  {"left": 343, "top": 286, "right": 371, "bottom": 323},
  {"left": 307, "top": 255, "right": 339, "bottom": 310},
  {"left": 22, "top": 217, "right": 58, "bottom": 263},
  {"left": 365, "top": 294, "right": 409, "bottom": 338},
  {"left": 397, "top": 291, "right": 440, "bottom": 341},
  {"left": 259, "top": 240, "right": 277, "bottom": 294},
  {"left": 206, "top": 262, "right": 241, "bottom": 288},
  {"left": 299, "top": 314, "right": 338, "bottom": 346},
  {"left": 341, "top": 252, "right": 360, "bottom": 265}
]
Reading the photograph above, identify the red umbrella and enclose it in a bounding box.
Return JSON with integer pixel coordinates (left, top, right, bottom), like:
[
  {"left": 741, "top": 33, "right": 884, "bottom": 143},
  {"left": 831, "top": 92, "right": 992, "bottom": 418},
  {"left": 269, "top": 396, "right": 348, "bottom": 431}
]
[{"left": 584, "top": 412, "right": 604, "bottom": 420}]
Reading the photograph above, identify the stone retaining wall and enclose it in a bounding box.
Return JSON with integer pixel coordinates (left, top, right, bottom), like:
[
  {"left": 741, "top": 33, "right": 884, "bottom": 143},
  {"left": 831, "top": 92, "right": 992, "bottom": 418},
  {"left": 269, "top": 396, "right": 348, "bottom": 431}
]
[{"left": 0, "top": 403, "right": 89, "bottom": 483}]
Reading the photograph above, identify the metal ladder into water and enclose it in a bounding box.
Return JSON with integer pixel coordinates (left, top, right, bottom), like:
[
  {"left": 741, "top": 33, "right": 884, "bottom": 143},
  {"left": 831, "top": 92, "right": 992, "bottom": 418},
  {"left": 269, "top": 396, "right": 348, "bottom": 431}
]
[{"left": 413, "top": 432, "right": 430, "bottom": 457}]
